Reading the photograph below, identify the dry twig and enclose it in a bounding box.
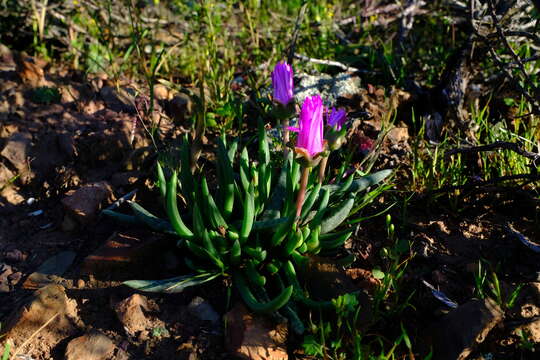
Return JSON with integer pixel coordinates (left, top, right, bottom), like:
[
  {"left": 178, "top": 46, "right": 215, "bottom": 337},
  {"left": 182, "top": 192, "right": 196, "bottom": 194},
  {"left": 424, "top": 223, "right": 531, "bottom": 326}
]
[
  {"left": 445, "top": 141, "right": 540, "bottom": 164},
  {"left": 293, "top": 53, "right": 362, "bottom": 73}
]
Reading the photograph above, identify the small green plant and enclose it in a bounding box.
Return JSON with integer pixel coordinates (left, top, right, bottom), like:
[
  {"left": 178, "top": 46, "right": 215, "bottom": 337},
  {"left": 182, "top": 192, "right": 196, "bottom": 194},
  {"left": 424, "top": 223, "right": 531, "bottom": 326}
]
[
  {"left": 0, "top": 323, "right": 10, "bottom": 360},
  {"left": 151, "top": 327, "right": 169, "bottom": 338},
  {"left": 372, "top": 214, "right": 414, "bottom": 318},
  {"left": 303, "top": 293, "right": 422, "bottom": 360},
  {"left": 1, "top": 343, "right": 8, "bottom": 360},
  {"left": 516, "top": 328, "right": 535, "bottom": 351},
  {"left": 473, "top": 260, "right": 523, "bottom": 310},
  {"left": 31, "top": 86, "right": 61, "bottom": 104},
  {"left": 303, "top": 293, "right": 363, "bottom": 360}
]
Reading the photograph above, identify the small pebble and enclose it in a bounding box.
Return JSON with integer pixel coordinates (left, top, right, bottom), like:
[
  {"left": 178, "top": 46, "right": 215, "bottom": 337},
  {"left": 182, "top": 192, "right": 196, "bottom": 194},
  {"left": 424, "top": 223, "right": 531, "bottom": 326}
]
[{"left": 77, "top": 279, "right": 85, "bottom": 288}]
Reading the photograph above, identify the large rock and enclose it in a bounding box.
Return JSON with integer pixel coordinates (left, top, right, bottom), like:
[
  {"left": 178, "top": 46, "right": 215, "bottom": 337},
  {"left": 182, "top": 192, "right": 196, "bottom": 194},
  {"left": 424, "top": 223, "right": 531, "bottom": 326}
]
[
  {"left": 0, "top": 284, "right": 80, "bottom": 358},
  {"left": 61, "top": 181, "right": 114, "bottom": 224},
  {"left": 224, "top": 303, "right": 288, "bottom": 360},
  {"left": 426, "top": 298, "right": 504, "bottom": 360}
]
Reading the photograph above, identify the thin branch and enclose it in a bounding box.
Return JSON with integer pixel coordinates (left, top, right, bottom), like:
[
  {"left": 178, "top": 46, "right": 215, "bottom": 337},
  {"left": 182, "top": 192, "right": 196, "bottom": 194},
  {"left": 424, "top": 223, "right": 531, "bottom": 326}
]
[
  {"left": 487, "top": 0, "right": 540, "bottom": 109},
  {"left": 486, "top": 31, "right": 540, "bottom": 46},
  {"left": 294, "top": 53, "right": 373, "bottom": 73},
  {"left": 445, "top": 140, "right": 540, "bottom": 163},
  {"left": 428, "top": 173, "right": 540, "bottom": 195},
  {"left": 286, "top": 2, "right": 308, "bottom": 66}
]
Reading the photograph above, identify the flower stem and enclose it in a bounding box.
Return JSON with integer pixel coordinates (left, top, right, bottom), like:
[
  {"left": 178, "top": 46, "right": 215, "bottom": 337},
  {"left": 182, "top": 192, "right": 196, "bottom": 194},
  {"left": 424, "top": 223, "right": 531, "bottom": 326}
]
[
  {"left": 282, "top": 118, "right": 289, "bottom": 158},
  {"left": 318, "top": 155, "right": 328, "bottom": 183},
  {"left": 295, "top": 166, "right": 310, "bottom": 218}
]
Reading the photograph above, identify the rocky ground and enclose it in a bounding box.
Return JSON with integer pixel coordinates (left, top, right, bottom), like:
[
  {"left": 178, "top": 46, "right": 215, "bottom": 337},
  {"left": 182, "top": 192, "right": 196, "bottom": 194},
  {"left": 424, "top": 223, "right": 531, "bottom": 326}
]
[{"left": 1, "top": 49, "right": 540, "bottom": 360}]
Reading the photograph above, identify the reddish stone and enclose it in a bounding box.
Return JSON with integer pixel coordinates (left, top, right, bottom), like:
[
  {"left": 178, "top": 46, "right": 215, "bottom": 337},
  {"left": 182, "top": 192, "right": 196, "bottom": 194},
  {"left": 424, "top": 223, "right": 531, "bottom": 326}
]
[
  {"left": 113, "top": 294, "right": 153, "bottom": 336},
  {"left": 62, "top": 181, "right": 114, "bottom": 224},
  {"left": 80, "top": 231, "right": 168, "bottom": 280},
  {"left": 64, "top": 331, "right": 118, "bottom": 360}
]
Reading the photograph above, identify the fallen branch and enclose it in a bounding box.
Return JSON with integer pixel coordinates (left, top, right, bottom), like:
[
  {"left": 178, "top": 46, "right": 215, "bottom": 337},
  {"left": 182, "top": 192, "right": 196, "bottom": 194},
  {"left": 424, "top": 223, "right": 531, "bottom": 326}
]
[
  {"left": 294, "top": 53, "right": 372, "bottom": 73},
  {"left": 445, "top": 141, "right": 540, "bottom": 164}
]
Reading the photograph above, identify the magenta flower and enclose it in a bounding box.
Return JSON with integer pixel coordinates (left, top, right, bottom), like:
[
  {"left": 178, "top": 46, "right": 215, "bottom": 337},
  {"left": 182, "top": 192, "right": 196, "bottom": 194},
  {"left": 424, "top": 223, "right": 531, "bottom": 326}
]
[
  {"left": 271, "top": 61, "right": 294, "bottom": 106},
  {"left": 289, "top": 95, "right": 324, "bottom": 157},
  {"left": 327, "top": 107, "right": 347, "bottom": 130}
]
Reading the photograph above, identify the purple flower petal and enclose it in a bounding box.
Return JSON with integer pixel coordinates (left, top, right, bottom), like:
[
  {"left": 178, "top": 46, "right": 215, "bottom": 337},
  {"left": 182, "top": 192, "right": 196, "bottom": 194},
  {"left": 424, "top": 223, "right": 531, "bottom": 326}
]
[
  {"left": 271, "top": 61, "right": 294, "bottom": 106},
  {"left": 295, "top": 95, "right": 324, "bottom": 157},
  {"left": 327, "top": 107, "right": 347, "bottom": 130}
]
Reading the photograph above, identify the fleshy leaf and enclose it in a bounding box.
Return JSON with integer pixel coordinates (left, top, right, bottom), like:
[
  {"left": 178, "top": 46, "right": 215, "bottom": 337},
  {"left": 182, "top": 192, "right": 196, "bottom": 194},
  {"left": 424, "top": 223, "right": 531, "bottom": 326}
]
[
  {"left": 252, "top": 216, "right": 292, "bottom": 231},
  {"left": 129, "top": 201, "right": 175, "bottom": 234},
  {"left": 123, "top": 272, "right": 221, "bottom": 293},
  {"left": 322, "top": 169, "right": 392, "bottom": 195},
  {"left": 320, "top": 193, "right": 356, "bottom": 234}
]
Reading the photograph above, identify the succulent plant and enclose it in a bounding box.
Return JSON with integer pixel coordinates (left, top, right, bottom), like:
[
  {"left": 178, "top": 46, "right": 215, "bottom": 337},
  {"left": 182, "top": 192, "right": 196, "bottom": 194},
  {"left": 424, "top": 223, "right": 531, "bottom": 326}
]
[{"left": 104, "top": 122, "right": 391, "bottom": 334}]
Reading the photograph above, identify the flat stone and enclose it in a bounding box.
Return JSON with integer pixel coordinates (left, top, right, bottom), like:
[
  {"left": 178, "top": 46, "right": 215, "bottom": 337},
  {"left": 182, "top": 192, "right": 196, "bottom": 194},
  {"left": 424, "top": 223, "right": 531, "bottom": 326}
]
[
  {"left": 294, "top": 73, "right": 361, "bottom": 107},
  {"left": 65, "top": 331, "right": 116, "bottom": 360},
  {"left": 80, "top": 231, "right": 168, "bottom": 280},
  {"left": 0, "top": 132, "right": 32, "bottom": 172},
  {"left": 61, "top": 181, "right": 114, "bottom": 224},
  {"left": 0, "top": 284, "right": 80, "bottom": 358},
  {"left": 22, "top": 251, "right": 76, "bottom": 289},
  {"left": 224, "top": 303, "right": 288, "bottom": 360},
  {"left": 425, "top": 298, "right": 504, "bottom": 360}
]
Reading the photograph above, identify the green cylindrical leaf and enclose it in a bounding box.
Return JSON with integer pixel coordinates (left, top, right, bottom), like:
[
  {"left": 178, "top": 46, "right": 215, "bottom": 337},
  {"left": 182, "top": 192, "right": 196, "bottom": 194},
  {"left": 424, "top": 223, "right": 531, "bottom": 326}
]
[
  {"left": 240, "top": 182, "right": 255, "bottom": 243},
  {"left": 166, "top": 171, "right": 193, "bottom": 238},
  {"left": 156, "top": 162, "right": 166, "bottom": 199},
  {"left": 301, "top": 182, "right": 321, "bottom": 219},
  {"left": 234, "top": 271, "right": 293, "bottom": 313},
  {"left": 201, "top": 177, "right": 228, "bottom": 230}
]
